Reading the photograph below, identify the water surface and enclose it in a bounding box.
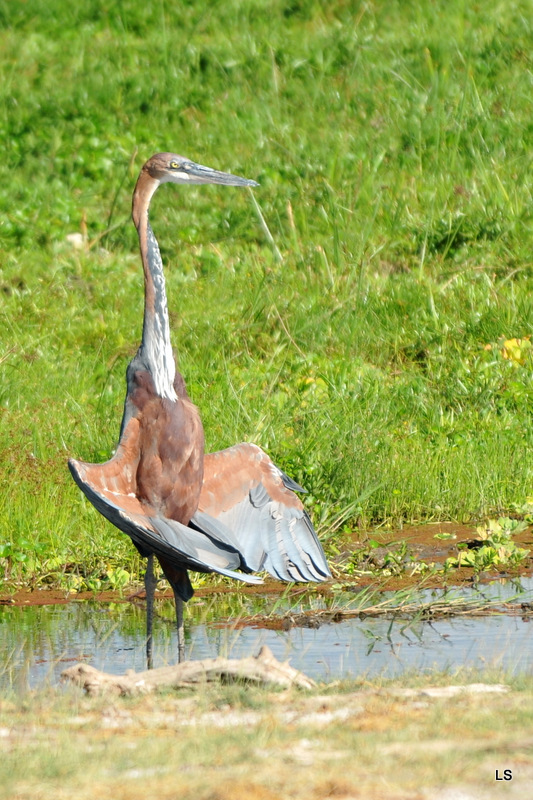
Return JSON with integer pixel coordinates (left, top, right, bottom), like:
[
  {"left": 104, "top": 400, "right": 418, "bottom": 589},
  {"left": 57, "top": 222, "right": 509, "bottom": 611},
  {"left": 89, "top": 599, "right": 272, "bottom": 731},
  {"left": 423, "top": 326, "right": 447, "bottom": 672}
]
[{"left": 1, "top": 577, "right": 532, "bottom": 689}]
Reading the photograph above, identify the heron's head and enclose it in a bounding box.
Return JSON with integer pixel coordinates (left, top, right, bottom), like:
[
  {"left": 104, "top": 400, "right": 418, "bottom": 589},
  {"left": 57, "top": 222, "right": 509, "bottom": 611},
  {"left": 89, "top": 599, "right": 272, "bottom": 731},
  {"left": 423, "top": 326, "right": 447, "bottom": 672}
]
[{"left": 144, "top": 152, "right": 258, "bottom": 188}]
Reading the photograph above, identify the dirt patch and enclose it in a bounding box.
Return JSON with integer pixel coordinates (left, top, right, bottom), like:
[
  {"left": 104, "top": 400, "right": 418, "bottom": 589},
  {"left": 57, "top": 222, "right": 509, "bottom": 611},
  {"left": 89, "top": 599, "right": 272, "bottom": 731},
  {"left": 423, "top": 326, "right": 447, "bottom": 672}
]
[{"left": 338, "top": 520, "right": 533, "bottom": 589}]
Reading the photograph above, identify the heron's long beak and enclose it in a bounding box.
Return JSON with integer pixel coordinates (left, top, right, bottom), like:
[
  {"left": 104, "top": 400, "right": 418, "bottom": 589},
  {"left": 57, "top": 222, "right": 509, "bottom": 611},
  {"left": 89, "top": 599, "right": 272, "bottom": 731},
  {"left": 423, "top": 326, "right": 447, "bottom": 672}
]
[{"left": 170, "top": 160, "right": 259, "bottom": 187}]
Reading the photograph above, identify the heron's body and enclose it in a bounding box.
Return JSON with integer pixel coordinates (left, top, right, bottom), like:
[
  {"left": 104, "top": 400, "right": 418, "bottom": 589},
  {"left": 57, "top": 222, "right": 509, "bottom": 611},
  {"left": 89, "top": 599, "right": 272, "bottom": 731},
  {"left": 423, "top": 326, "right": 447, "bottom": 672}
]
[{"left": 69, "top": 153, "right": 331, "bottom": 665}]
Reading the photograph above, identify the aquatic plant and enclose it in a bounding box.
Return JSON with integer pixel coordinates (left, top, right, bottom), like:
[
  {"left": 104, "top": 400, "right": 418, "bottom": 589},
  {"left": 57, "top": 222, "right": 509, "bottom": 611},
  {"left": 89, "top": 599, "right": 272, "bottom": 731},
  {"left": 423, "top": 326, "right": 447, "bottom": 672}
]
[{"left": 445, "top": 518, "right": 530, "bottom": 573}]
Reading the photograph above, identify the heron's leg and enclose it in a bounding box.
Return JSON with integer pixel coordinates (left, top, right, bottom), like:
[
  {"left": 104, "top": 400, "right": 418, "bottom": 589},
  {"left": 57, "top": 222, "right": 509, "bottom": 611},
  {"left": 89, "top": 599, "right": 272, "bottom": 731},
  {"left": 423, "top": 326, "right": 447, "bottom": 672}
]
[
  {"left": 173, "top": 590, "right": 186, "bottom": 663},
  {"left": 145, "top": 554, "right": 156, "bottom": 670}
]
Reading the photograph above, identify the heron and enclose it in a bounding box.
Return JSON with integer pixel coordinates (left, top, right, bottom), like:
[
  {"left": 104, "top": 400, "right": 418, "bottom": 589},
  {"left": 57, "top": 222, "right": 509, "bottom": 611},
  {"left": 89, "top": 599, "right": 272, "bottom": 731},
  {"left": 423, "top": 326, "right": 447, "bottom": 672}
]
[{"left": 69, "top": 152, "right": 331, "bottom": 668}]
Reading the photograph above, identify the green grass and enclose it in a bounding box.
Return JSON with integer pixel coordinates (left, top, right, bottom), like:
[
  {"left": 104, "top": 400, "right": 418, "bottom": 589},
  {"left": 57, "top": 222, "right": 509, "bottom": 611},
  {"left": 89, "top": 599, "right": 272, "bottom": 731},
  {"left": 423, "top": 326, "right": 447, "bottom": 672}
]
[{"left": 1, "top": 0, "right": 533, "bottom": 586}]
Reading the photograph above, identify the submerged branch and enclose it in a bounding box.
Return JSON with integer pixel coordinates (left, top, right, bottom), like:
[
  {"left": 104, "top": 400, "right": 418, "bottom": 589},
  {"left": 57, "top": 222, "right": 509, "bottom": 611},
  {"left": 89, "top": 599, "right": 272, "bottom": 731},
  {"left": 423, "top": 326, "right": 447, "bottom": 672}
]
[{"left": 242, "top": 596, "right": 533, "bottom": 630}]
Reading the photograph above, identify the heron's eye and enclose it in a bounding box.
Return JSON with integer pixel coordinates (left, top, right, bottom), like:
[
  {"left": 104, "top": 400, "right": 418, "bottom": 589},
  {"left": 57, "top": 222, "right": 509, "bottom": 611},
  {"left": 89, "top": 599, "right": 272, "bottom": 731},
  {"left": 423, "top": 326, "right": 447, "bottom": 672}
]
[{"left": 169, "top": 160, "right": 180, "bottom": 169}]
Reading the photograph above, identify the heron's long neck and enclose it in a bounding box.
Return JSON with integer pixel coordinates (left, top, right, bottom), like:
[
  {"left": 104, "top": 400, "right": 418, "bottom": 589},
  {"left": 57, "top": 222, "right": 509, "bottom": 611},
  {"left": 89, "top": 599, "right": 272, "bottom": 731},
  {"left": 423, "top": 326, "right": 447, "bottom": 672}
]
[{"left": 133, "top": 174, "right": 178, "bottom": 402}]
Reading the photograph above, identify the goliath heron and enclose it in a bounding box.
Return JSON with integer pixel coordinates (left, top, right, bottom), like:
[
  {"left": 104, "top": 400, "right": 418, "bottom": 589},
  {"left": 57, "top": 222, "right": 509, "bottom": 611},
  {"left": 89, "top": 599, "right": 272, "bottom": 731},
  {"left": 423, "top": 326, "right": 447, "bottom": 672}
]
[{"left": 69, "top": 153, "right": 331, "bottom": 667}]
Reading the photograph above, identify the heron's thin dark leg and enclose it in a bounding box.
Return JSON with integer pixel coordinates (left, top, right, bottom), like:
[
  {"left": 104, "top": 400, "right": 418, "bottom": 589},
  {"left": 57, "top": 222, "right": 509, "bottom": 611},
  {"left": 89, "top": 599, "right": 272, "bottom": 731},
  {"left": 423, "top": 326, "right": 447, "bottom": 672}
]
[
  {"left": 173, "top": 590, "right": 185, "bottom": 663},
  {"left": 145, "top": 554, "right": 156, "bottom": 669}
]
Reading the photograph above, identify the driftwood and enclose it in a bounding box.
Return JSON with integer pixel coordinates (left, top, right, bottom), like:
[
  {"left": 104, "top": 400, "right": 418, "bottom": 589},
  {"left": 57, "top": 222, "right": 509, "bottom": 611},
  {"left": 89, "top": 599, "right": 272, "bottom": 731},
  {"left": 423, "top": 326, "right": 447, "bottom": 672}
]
[{"left": 61, "top": 645, "right": 315, "bottom": 696}]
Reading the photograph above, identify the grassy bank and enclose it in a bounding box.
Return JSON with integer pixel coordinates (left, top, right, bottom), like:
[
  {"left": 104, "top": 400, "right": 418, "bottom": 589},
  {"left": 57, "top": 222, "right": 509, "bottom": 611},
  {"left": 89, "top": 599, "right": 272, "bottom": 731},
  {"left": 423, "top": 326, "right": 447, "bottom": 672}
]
[
  {"left": 1, "top": 0, "right": 533, "bottom": 588},
  {"left": 1, "top": 674, "right": 533, "bottom": 799}
]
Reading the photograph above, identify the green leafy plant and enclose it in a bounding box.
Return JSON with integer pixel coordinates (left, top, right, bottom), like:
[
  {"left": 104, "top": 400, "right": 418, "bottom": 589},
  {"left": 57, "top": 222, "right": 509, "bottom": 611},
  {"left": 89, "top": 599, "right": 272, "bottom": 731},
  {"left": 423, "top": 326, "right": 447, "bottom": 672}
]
[
  {"left": 445, "top": 518, "right": 530, "bottom": 573},
  {"left": 105, "top": 567, "right": 131, "bottom": 591}
]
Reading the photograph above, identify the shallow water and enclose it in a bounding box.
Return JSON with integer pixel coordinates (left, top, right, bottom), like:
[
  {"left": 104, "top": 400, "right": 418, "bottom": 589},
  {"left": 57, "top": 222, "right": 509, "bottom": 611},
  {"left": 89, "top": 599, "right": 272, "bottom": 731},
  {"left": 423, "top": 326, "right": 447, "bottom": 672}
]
[{"left": 1, "top": 577, "right": 532, "bottom": 689}]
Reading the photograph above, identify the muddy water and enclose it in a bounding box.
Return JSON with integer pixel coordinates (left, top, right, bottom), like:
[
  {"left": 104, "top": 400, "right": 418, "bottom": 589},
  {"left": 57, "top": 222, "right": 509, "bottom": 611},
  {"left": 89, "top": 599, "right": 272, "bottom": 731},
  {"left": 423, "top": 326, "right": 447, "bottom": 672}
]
[{"left": 1, "top": 578, "right": 532, "bottom": 690}]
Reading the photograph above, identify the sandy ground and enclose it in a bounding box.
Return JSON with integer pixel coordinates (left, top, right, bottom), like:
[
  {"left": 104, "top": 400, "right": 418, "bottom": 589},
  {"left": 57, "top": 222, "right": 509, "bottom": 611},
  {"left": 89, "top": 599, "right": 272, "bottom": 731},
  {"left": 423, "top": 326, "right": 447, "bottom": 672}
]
[{"left": 1, "top": 679, "right": 532, "bottom": 799}]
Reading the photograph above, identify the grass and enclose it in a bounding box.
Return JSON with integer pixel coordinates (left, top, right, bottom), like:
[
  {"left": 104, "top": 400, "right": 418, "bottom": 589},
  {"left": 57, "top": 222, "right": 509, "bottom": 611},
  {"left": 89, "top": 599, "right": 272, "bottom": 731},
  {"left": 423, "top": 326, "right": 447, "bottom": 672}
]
[
  {"left": 1, "top": 674, "right": 533, "bottom": 799},
  {"left": 1, "top": 0, "right": 533, "bottom": 587}
]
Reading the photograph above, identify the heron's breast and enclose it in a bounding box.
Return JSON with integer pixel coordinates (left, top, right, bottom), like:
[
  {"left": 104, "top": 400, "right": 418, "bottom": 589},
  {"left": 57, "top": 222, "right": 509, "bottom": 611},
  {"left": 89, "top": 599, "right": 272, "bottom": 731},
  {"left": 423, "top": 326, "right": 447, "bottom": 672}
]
[{"left": 135, "top": 394, "right": 205, "bottom": 524}]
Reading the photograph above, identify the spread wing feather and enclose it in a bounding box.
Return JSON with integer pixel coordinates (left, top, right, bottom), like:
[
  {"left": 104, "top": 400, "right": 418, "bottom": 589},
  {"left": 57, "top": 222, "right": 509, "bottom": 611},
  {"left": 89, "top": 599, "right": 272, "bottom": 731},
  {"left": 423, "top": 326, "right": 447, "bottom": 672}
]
[
  {"left": 193, "top": 443, "right": 331, "bottom": 584},
  {"left": 68, "top": 457, "right": 263, "bottom": 589},
  {"left": 69, "top": 434, "right": 329, "bottom": 597}
]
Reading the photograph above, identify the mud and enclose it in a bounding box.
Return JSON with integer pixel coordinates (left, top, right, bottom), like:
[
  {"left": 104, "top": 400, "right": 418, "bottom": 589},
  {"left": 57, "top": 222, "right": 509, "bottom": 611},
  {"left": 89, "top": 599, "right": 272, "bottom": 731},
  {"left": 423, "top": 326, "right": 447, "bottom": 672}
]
[
  {"left": 1, "top": 521, "right": 532, "bottom": 610},
  {"left": 341, "top": 520, "right": 533, "bottom": 589}
]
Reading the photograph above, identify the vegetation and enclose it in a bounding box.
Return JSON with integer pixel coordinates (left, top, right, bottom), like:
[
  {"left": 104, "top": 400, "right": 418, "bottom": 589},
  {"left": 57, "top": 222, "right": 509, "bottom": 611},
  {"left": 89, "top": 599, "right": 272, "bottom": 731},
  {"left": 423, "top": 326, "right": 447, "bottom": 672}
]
[
  {"left": 446, "top": 516, "right": 530, "bottom": 572},
  {"left": 1, "top": 0, "right": 533, "bottom": 588},
  {"left": 342, "top": 515, "right": 531, "bottom": 579},
  {"left": 1, "top": 675, "right": 533, "bottom": 799}
]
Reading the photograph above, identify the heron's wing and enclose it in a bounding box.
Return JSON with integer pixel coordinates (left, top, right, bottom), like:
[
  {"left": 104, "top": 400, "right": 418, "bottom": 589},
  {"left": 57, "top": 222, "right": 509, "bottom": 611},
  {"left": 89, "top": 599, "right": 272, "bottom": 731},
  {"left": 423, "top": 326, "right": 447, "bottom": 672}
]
[
  {"left": 68, "top": 420, "right": 263, "bottom": 597},
  {"left": 192, "top": 443, "right": 331, "bottom": 583}
]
